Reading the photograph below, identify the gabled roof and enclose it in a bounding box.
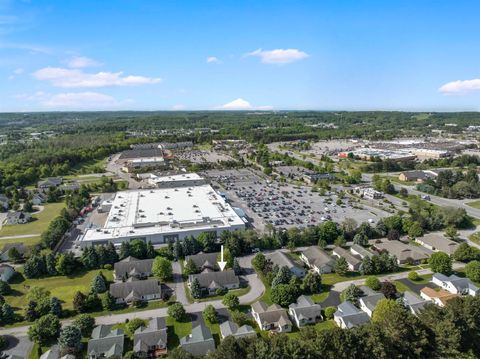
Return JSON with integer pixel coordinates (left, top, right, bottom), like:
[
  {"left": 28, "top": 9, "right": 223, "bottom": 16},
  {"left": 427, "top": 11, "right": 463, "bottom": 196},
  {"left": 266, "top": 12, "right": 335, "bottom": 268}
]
[
  {"left": 109, "top": 279, "right": 161, "bottom": 300},
  {"left": 359, "top": 293, "right": 385, "bottom": 312},
  {"left": 114, "top": 257, "right": 154, "bottom": 278},
  {"left": 134, "top": 317, "right": 167, "bottom": 352},
  {"left": 219, "top": 320, "right": 256, "bottom": 338},
  {"left": 301, "top": 246, "right": 336, "bottom": 268},
  {"left": 252, "top": 301, "right": 292, "bottom": 327},
  {"left": 420, "top": 287, "right": 458, "bottom": 305},
  {"left": 185, "top": 252, "right": 219, "bottom": 270},
  {"left": 181, "top": 323, "right": 213, "bottom": 344},
  {"left": 333, "top": 246, "right": 361, "bottom": 267},
  {"left": 265, "top": 251, "right": 304, "bottom": 272},
  {"left": 334, "top": 301, "right": 370, "bottom": 328},
  {"left": 374, "top": 241, "right": 430, "bottom": 262},
  {"left": 189, "top": 269, "right": 239, "bottom": 289},
  {"left": 433, "top": 273, "right": 479, "bottom": 293},
  {"left": 417, "top": 236, "right": 459, "bottom": 254},
  {"left": 88, "top": 325, "right": 124, "bottom": 358},
  {"left": 289, "top": 295, "right": 322, "bottom": 319},
  {"left": 350, "top": 244, "right": 373, "bottom": 258},
  {"left": 403, "top": 291, "right": 430, "bottom": 314}
]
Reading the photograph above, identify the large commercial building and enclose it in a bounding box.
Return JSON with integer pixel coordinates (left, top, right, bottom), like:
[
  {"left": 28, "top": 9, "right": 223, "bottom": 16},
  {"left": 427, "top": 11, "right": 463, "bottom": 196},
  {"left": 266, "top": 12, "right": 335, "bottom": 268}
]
[{"left": 79, "top": 176, "right": 245, "bottom": 247}]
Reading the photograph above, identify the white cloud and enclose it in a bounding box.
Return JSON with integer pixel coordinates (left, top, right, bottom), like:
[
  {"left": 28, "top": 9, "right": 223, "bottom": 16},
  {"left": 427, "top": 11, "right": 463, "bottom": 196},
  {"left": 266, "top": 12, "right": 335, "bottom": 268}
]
[
  {"left": 32, "top": 67, "right": 162, "bottom": 88},
  {"left": 245, "top": 48, "right": 309, "bottom": 65},
  {"left": 172, "top": 104, "right": 186, "bottom": 110},
  {"left": 222, "top": 98, "right": 252, "bottom": 110},
  {"left": 0, "top": 42, "right": 52, "bottom": 54},
  {"left": 206, "top": 56, "right": 221, "bottom": 64},
  {"left": 439, "top": 78, "right": 480, "bottom": 95},
  {"left": 41, "top": 92, "right": 117, "bottom": 108},
  {"left": 66, "top": 56, "right": 101, "bottom": 68}
]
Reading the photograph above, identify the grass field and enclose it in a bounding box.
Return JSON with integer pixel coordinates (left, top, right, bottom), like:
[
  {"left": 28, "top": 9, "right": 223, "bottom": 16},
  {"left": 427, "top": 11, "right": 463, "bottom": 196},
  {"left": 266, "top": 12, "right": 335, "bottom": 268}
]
[
  {"left": 0, "top": 202, "right": 65, "bottom": 238},
  {"left": 203, "top": 313, "right": 221, "bottom": 346},
  {"left": 467, "top": 200, "right": 480, "bottom": 210},
  {"left": 166, "top": 316, "right": 192, "bottom": 349}
]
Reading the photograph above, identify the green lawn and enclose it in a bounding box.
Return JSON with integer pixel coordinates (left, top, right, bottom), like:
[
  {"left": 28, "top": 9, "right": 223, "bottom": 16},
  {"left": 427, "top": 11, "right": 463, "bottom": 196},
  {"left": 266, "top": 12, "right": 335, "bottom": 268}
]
[
  {"left": 393, "top": 280, "right": 410, "bottom": 293},
  {"left": 0, "top": 235, "right": 41, "bottom": 247},
  {"left": 311, "top": 291, "right": 330, "bottom": 303},
  {"left": 0, "top": 202, "right": 65, "bottom": 238},
  {"left": 185, "top": 283, "right": 251, "bottom": 303},
  {"left": 203, "top": 314, "right": 221, "bottom": 346},
  {"left": 469, "top": 232, "right": 480, "bottom": 245},
  {"left": 467, "top": 200, "right": 480, "bottom": 210},
  {"left": 287, "top": 320, "right": 336, "bottom": 338},
  {"left": 166, "top": 316, "right": 192, "bottom": 349}
]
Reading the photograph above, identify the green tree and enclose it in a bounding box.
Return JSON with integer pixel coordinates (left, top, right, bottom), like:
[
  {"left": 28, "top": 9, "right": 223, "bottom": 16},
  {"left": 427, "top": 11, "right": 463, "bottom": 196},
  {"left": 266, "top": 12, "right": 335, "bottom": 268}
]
[
  {"left": 302, "top": 271, "right": 322, "bottom": 294},
  {"left": 222, "top": 293, "right": 239, "bottom": 309},
  {"left": 232, "top": 258, "right": 241, "bottom": 275},
  {"left": 340, "top": 284, "right": 363, "bottom": 306},
  {"left": 324, "top": 306, "right": 337, "bottom": 320},
  {"left": 334, "top": 257, "right": 349, "bottom": 276},
  {"left": 91, "top": 273, "right": 107, "bottom": 293},
  {"left": 252, "top": 253, "right": 267, "bottom": 272},
  {"left": 230, "top": 310, "right": 248, "bottom": 326},
  {"left": 184, "top": 259, "right": 198, "bottom": 275},
  {"left": 190, "top": 278, "right": 203, "bottom": 299},
  {"left": 168, "top": 303, "right": 186, "bottom": 321},
  {"left": 429, "top": 252, "right": 453, "bottom": 275},
  {"left": 126, "top": 318, "right": 147, "bottom": 336},
  {"left": 72, "top": 314, "right": 95, "bottom": 337},
  {"left": 270, "top": 284, "right": 297, "bottom": 307},
  {"left": 0, "top": 281, "right": 10, "bottom": 296},
  {"left": 372, "top": 298, "right": 405, "bottom": 322},
  {"left": 408, "top": 271, "right": 419, "bottom": 281},
  {"left": 444, "top": 226, "right": 459, "bottom": 241},
  {"left": 152, "top": 257, "right": 173, "bottom": 282},
  {"left": 73, "top": 291, "right": 87, "bottom": 313},
  {"left": 203, "top": 304, "right": 218, "bottom": 323},
  {"left": 49, "top": 297, "right": 62, "bottom": 317},
  {"left": 28, "top": 314, "right": 61, "bottom": 345},
  {"left": 453, "top": 243, "right": 480, "bottom": 263},
  {"left": 1, "top": 303, "right": 14, "bottom": 324},
  {"left": 465, "top": 260, "right": 480, "bottom": 282},
  {"left": 101, "top": 292, "right": 116, "bottom": 311},
  {"left": 271, "top": 266, "right": 291, "bottom": 287},
  {"left": 55, "top": 252, "right": 77, "bottom": 275},
  {"left": 365, "top": 276, "right": 381, "bottom": 290},
  {"left": 58, "top": 325, "right": 82, "bottom": 353}
]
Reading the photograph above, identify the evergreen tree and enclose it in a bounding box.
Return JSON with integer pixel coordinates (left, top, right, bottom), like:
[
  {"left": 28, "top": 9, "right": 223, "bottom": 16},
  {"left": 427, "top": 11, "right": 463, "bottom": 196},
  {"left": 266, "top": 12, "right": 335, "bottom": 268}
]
[
  {"left": 146, "top": 241, "right": 156, "bottom": 258},
  {"left": 191, "top": 278, "right": 203, "bottom": 299},
  {"left": 101, "top": 291, "right": 116, "bottom": 311},
  {"left": 119, "top": 241, "right": 132, "bottom": 259},
  {"left": 334, "top": 257, "right": 349, "bottom": 276},
  {"left": 81, "top": 246, "right": 98, "bottom": 269},
  {"left": 232, "top": 258, "right": 241, "bottom": 275},
  {"left": 45, "top": 252, "right": 58, "bottom": 276},
  {"left": 58, "top": 325, "right": 82, "bottom": 353},
  {"left": 73, "top": 291, "right": 87, "bottom": 313},
  {"left": 25, "top": 300, "right": 39, "bottom": 322},
  {"left": 91, "top": 273, "right": 107, "bottom": 293},
  {"left": 184, "top": 259, "right": 198, "bottom": 275},
  {"left": 49, "top": 297, "right": 63, "bottom": 317},
  {"left": 271, "top": 266, "right": 291, "bottom": 287},
  {"left": 1, "top": 303, "right": 14, "bottom": 324}
]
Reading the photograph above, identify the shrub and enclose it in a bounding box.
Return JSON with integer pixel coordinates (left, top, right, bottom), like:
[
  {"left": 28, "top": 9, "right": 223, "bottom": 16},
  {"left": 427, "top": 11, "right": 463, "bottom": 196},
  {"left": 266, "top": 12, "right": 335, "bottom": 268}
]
[
  {"left": 408, "top": 271, "right": 419, "bottom": 281},
  {"left": 365, "top": 276, "right": 381, "bottom": 290},
  {"left": 168, "top": 303, "right": 186, "bottom": 321},
  {"left": 324, "top": 306, "right": 337, "bottom": 320}
]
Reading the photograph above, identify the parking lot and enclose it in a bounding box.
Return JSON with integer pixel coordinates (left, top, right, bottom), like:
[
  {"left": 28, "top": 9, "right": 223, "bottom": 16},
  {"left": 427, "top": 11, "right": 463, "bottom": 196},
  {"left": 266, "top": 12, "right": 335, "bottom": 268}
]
[
  {"left": 176, "top": 149, "right": 233, "bottom": 164},
  {"left": 204, "top": 168, "right": 390, "bottom": 232}
]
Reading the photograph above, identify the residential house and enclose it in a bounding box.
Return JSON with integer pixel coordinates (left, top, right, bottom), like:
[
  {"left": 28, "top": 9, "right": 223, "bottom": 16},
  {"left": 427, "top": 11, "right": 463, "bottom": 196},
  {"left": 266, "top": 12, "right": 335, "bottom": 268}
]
[
  {"left": 359, "top": 293, "right": 386, "bottom": 317},
  {"left": 0, "top": 243, "right": 27, "bottom": 262},
  {"left": 134, "top": 317, "right": 168, "bottom": 358},
  {"left": 431, "top": 273, "right": 480, "bottom": 296},
  {"left": 0, "top": 194, "right": 9, "bottom": 210},
  {"left": 180, "top": 323, "right": 216, "bottom": 356},
  {"left": 402, "top": 291, "right": 431, "bottom": 315},
  {"left": 300, "top": 246, "right": 336, "bottom": 274},
  {"left": 87, "top": 325, "right": 124, "bottom": 359},
  {"left": 188, "top": 269, "right": 240, "bottom": 296},
  {"left": 109, "top": 279, "right": 162, "bottom": 304},
  {"left": 219, "top": 321, "right": 256, "bottom": 339},
  {"left": 40, "top": 345, "right": 75, "bottom": 359},
  {"left": 251, "top": 301, "right": 293, "bottom": 333},
  {"left": 350, "top": 244, "right": 374, "bottom": 259},
  {"left": 333, "top": 301, "right": 370, "bottom": 329},
  {"left": 373, "top": 240, "right": 431, "bottom": 265},
  {"left": 288, "top": 295, "right": 322, "bottom": 327},
  {"left": 398, "top": 171, "right": 434, "bottom": 183},
  {"left": 332, "top": 246, "right": 362, "bottom": 271},
  {"left": 265, "top": 251, "right": 306, "bottom": 277},
  {"left": 37, "top": 177, "right": 63, "bottom": 189},
  {"left": 113, "top": 256, "right": 154, "bottom": 281},
  {"left": 185, "top": 252, "right": 219, "bottom": 272},
  {"left": 60, "top": 181, "right": 81, "bottom": 192},
  {"left": 31, "top": 193, "right": 47, "bottom": 205},
  {"left": 5, "top": 211, "right": 32, "bottom": 225},
  {"left": 415, "top": 236, "right": 460, "bottom": 255},
  {"left": 420, "top": 287, "right": 458, "bottom": 307},
  {"left": 0, "top": 264, "right": 16, "bottom": 282}
]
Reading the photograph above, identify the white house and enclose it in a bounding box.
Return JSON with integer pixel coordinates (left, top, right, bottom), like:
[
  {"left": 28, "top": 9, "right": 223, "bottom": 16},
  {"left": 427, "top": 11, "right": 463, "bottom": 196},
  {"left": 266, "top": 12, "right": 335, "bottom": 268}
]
[
  {"left": 300, "top": 246, "right": 336, "bottom": 274},
  {"left": 333, "top": 301, "right": 370, "bottom": 329},
  {"left": 359, "top": 293, "right": 385, "bottom": 317},
  {"left": 431, "top": 273, "right": 479, "bottom": 296},
  {"left": 288, "top": 295, "right": 322, "bottom": 327}
]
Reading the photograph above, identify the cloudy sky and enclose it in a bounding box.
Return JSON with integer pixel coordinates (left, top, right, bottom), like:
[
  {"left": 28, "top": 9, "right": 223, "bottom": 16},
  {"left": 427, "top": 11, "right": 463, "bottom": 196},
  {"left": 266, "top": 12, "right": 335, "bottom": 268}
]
[{"left": 1, "top": 0, "right": 480, "bottom": 111}]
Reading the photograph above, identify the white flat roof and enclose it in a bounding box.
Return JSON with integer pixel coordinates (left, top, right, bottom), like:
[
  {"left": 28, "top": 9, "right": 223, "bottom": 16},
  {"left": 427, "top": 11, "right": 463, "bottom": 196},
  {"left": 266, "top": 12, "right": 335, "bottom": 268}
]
[
  {"left": 82, "top": 184, "right": 244, "bottom": 241},
  {"left": 130, "top": 157, "right": 165, "bottom": 164}
]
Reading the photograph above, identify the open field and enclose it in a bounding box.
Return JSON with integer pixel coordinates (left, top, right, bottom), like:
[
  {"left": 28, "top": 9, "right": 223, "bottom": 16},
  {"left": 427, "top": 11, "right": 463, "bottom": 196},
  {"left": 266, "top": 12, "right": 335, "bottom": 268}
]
[
  {"left": 0, "top": 235, "right": 41, "bottom": 247},
  {"left": 467, "top": 200, "right": 480, "bottom": 210},
  {"left": 0, "top": 202, "right": 65, "bottom": 239},
  {"left": 166, "top": 316, "right": 192, "bottom": 349}
]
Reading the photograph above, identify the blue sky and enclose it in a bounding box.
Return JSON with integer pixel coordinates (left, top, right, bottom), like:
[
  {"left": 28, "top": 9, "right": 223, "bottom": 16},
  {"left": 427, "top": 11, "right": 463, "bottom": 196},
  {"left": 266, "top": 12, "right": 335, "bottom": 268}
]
[{"left": 1, "top": 0, "right": 480, "bottom": 111}]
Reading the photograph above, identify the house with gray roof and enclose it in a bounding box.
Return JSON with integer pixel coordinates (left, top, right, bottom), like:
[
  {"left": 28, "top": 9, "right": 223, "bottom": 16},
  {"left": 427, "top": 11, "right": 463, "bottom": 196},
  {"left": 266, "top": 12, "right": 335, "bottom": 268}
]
[
  {"left": 334, "top": 301, "right": 370, "bottom": 329},
  {"left": 37, "top": 177, "right": 63, "bottom": 189},
  {"left": 40, "top": 345, "right": 75, "bottom": 359},
  {"left": 219, "top": 320, "right": 256, "bottom": 339},
  {"left": 402, "top": 291, "right": 431, "bottom": 315},
  {"left": 87, "top": 325, "right": 124, "bottom": 359},
  {"left": 350, "top": 244, "right": 374, "bottom": 259},
  {"left": 180, "top": 323, "right": 216, "bottom": 356},
  {"left": 432, "top": 273, "right": 480, "bottom": 296},
  {"left": 288, "top": 295, "right": 322, "bottom": 327},
  {"left": 188, "top": 269, "right": 240, "bottom": 296},
  {"left": 109, "top": 279, "right": 162, "bottom": 304},
  {"left": 332, "top": 246, "right": 362, "bottom": 271},
  {"left": 266, "top": 251, "right": 306, "bottom": 277},
  {"left": 373, "top": 240, "right": 431, "bottom": 264},
  {"left": 359, "top": 293, "right": 386, "bottom": 317},
  {"left": 0, "top": 243, "right": 27, "bottom": 262},
  {"left": 251, "top": 301, "right": 292, "bottom": 333},
  {"left": 185, "top": 252, "right": 219, "bottom": 272},
  {"left": 113, "top": 256, "right": 154, "bottom": 281},
  {"left": 415, "top": 235, "right": 460, "bottom": 255},
  {"left": 0, "top": 194, "right": 9, "bottom": 210},
  {"left": 134, "top": 317, "right": 168, "bottom": 358},
  {"left": 0, "top": 264, "right": 16, "bottom": 282},
  {"left": 5, "top": 211, "right": 32, "bottom": 225},
  {"left": 300, "top": 246, "right": 336, "bottom": 274}
]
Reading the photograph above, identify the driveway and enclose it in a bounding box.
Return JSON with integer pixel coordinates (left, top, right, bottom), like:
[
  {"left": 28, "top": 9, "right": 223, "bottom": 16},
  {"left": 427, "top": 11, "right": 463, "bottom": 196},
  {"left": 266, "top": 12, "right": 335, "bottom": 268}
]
[{"left": 3, "top": 335, "right": 33, "bottom": 358}]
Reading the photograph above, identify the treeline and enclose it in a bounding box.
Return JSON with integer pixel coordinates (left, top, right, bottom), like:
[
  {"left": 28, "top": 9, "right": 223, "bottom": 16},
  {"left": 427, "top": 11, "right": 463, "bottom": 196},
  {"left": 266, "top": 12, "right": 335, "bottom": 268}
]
[
  {"left": 417, "top": 168, "right": 480, "bottom": 199},
  {"left": 169, "top": 295, "right": 480, "bottom": 359}
]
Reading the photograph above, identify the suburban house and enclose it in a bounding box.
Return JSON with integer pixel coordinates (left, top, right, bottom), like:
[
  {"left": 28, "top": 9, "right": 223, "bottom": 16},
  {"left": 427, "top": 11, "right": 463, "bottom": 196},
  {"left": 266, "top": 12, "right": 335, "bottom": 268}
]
[
  {"left": 251, "top": 301, "right": 293, "bottom": 333},
  {"left": 332, "top": 246, "right": 362, "bottom": 271},
  {"left": 359, "top": 293, "right": 386, "bottom": 317},
  {"left": 300, "top": 246, "right": 336, "bottom": 274},
  {"left": 87, "top": 325, "right": 124, "bottom": 359},
  {"left": 0, "top": 194, "right": 9, "bottom": 210},
  {"left": 187, "top": 269, "right": 240, "bottom": 296},
  {"left": 334, "top": 301, "right": 370, "bottom": 329},
  {"left": 431, "top": 273, "right": 480, "bottom": 296},
  {"left": 185, "top": 252, "right": 220, "bottom": 272},
  {"left": 398, "top": 170, "right": 436, "bottom": 183},
  {"left": 265, "top": 251, "right": 306, "bottom": 277},
  {"left": 415, "top": 236, "right": 460, "bottom": 255},
  {"left": 60, "top": 181, "right": 81, "bottom": 192},
  {"left": 402, "top": 291, "right": 431, "bottom": 315},
  {"left": 109, "top": 279, "right": 162, "bottom": 304},
  {"left": 5, "top": 211, "right": 32, "bottom": 225},
  {"left": 373, "top": 240, "right": 431, "bottom": 265},
  {"left": 420, "top": 287, "right": 458, "bottom": 307},
  {"left": 350, "top": 244, "right": 374, "bottom": 259},
  {"left": 31, "top": 193, "right": 47, "bottom": 205},
  {"left": 288, "top": 295, "right": 323, "bottom": 327},
  {"left": 0, "top": 264, "right": 16, "bottom": 282},
  {"left": 219, "top": 321, "right": 256, "bottom": 339},
  {"left": 113, "top": 256, "right": 154, "bottom": 281},
  {"left": 40, "top": 345, "right": 75, "bottom": 359},
  {"left": 37, "top": 177, "right": 63, "bottom": 189},
  {"left": 134, "top": 317, "right": 168, "bottom": 358},
  {"left": 0, "top": 243, "right": 27, "bottom": 262},
  {"left": 180, "top": 323, "right": 216, "bottom": 356}
]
